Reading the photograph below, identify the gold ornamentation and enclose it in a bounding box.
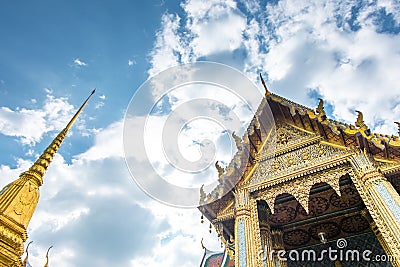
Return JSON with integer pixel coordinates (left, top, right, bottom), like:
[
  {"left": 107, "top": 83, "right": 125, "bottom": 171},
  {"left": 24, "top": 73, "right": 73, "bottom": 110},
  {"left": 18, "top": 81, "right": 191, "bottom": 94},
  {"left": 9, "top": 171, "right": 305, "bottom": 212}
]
[
  {"left": 254, "top": 165, "right": 350, "bottom": 214},
  {"left": 315, "top": 98, "right": 326, "bottom": 121},
  {"left": 251, "top": 138, "right": 346, "bottom": 186},
  {"left": 215, "top": 161, "right": 225, "bottom": 177}
]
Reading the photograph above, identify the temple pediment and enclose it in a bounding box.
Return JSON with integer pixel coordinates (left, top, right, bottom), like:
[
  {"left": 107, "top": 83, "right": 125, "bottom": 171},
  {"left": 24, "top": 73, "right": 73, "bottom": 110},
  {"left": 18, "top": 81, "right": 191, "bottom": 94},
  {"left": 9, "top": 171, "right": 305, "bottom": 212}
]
[{"left": 250, "top": 121, "right": 350, "bottom": 187}]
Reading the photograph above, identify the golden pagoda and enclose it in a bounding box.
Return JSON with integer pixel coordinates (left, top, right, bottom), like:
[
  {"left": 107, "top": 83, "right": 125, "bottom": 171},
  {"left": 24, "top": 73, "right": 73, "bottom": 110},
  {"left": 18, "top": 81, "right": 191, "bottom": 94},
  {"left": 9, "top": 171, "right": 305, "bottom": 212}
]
[
  {"left": 199, "top": 75, "right": 400, "bottom": 267},
  {"left": 0, "top": 90, "right": 95, "bottom": 267}
]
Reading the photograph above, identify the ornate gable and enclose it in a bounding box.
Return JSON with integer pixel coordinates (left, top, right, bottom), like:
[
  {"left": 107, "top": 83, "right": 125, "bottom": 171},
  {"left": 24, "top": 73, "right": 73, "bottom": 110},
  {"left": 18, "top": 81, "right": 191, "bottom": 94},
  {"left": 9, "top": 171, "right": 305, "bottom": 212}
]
[{"left": 250, "top": 121, "right": 349, "bottom": 186}]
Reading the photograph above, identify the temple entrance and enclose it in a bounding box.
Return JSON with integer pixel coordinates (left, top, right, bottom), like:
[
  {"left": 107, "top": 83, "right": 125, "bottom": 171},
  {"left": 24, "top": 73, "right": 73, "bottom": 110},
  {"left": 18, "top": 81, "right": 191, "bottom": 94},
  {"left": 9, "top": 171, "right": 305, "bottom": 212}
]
[{"left": 257, "top": 175, "right": 392, "bottom": 267}]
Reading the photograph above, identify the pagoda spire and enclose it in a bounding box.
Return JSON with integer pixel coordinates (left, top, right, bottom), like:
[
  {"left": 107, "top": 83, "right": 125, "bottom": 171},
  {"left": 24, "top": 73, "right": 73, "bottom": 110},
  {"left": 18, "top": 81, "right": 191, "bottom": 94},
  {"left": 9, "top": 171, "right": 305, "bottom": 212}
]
[
  {"left": 24, "top": 89, "right": 96, "bottom": 186},
  {"left": 0, "top": 90, "right": 95, "bottom": 267}
]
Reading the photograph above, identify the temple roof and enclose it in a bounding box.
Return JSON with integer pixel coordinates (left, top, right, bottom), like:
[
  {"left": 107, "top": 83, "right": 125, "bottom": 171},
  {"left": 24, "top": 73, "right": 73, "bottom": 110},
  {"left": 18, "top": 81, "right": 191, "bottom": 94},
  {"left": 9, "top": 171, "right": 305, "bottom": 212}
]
[
  {"left": 198, "top": 80, "right": 400, "bottom": 229},
  {"left": 200, "top": 249, "right": 234, "bottom": 267}
]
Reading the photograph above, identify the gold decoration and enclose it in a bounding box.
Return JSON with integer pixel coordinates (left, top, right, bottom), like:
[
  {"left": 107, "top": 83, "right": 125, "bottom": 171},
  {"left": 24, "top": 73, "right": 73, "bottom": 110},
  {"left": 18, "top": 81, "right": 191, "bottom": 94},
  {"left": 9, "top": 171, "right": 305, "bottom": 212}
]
[
  {"left": 215, "top": 161, "right": 225, "bottom": 177},
  {"left": 355, "top": 110, "right": 367, "bottom": 129},
  {"left": 315, "top": 98, "right": 325, "bottom": 115}
]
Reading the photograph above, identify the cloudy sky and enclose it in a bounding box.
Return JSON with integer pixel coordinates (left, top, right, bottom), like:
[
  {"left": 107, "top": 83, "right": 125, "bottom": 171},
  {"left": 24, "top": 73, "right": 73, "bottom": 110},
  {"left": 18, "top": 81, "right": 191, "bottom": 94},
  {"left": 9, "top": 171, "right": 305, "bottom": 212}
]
[{"left": 1, "top": 0, "right": 400, "bottom": 266}]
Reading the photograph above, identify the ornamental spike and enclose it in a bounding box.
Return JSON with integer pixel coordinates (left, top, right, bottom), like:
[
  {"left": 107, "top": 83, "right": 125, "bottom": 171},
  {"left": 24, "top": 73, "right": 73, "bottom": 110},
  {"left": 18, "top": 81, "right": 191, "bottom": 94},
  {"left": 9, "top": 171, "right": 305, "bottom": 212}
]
[
  {"left": 23, "top": 90, "right": 95, "bottom": 186},
  {"left": 259, "top": 73, "right": 270, "bottom": 97}
]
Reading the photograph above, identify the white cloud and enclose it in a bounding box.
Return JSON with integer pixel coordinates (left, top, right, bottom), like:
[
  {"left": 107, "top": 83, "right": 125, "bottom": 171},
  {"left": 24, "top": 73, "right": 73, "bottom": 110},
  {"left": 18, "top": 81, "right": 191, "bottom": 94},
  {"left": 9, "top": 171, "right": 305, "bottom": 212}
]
[
  {"left": 184, "top": 0, "right": 247, "bottom": 57},
  {"left": 0, "top": 94, "right": 75, "bottom": 145},
  {"left": 148, "top": 13, "right": 189, "bottom": 77},
  {"left": 76, "top": 120, "right": 124, "bottom": 161},
  {"left": 73, "top": 58, "right": 87, "bottom": 67},
  {"left": 128, "top": 59, "right": 136, "bottom": 66},
  {"left": 147, "top": 0, "right": 400, "bottom": 135}
]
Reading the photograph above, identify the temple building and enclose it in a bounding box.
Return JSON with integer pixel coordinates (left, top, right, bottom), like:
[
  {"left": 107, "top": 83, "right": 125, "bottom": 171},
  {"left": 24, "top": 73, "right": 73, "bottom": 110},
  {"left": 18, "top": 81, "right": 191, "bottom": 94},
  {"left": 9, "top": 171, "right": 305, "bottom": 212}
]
[
  {"left": 199, "top": 75, "right": 400, "bottom": 267},
  {"left": 0, "top": 91, "right": 95, "bottom": 267}
]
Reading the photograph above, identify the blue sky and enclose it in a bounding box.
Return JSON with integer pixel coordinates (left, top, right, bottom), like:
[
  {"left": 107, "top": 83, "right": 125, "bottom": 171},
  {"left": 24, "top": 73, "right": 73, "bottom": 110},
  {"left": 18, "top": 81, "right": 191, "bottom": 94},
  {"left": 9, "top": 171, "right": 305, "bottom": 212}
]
[{"left": 1, "top": 0, "right": 400, "bottom": 266}]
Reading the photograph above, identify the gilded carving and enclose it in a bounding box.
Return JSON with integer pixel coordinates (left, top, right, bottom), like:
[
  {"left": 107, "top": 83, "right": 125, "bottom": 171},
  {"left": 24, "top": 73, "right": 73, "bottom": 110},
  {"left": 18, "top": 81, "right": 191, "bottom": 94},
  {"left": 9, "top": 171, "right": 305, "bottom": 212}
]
[
  {"left": 254, "top": 165, "right": 350, "bottom": 214},
  {"left": 251, "top": 123, "right": 348, "bottom": 186}
]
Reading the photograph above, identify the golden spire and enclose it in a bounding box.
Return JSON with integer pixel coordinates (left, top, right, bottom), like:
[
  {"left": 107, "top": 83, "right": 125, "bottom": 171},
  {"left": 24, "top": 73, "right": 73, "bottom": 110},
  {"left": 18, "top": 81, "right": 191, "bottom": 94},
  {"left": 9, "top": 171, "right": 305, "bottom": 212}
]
[
  {"left": 0, "top": 90, "right": 95, "bottom": 267},
  {"left": 43, "top": 246, "right": 52, "bottom": 267},
  {"left": 23, "top": 89, "right": 96, "bottom": 186},
  {"left": 22, "top": 241, "right": 33, "bottom": 266}
]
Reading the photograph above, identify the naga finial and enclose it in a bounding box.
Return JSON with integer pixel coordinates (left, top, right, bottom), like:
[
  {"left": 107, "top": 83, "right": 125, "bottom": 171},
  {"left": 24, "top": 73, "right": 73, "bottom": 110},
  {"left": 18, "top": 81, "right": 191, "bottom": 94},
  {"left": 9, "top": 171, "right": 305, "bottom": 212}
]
[
  {"left": 43, "top": 246, "right": 53, "bottom": 267},
  {"left": 22, "top": 241, "right": 33, "bottom": 266},
  {"left": 355, "top": 110, "right": 367, "bottom": 128},
  {"left": 395, "top": 122, "right": 400, "bottom": 136},
  {"left": 254, "top": 116, "right": 260, "bottom": 129},
  {"left": 259, "top": 73, "right": 270, "bottom": 97},
  {"left": 200, "top": 184, "right": 206, "bottom": 204},
  {"left": 316, "top": 98, "right": 325, "bottom": 115},
  {"left": 215, "top": 161, "right": 225, "bottom": 177},
  {"left": 232, "top": 131, "right": 242, "bottom": 149},
  {"left": 201, "top": 238, "right": 206, "bottom": 250}
]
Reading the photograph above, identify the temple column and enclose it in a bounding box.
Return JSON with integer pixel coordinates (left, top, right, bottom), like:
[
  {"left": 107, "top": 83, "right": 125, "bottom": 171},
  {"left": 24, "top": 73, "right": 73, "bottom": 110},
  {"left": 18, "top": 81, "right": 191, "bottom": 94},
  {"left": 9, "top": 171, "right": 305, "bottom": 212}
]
[
  {"left": 350, "top": 152, "right": 400, "bottom": 266},
  {"left": 259, "top": 222, "right": 274, "bottom": 267},
  {"left": 271, "top": 229, "right": 287, "bottom": 267},
  {"left": 234, "top": 188, "right": 263, "bottom": 267}
]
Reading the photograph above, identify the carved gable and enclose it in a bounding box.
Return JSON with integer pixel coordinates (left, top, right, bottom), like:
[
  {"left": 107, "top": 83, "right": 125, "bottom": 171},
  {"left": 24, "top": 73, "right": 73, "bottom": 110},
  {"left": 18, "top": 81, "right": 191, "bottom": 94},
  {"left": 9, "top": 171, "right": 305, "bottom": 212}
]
[{"left": 250, "top": 122, "right": 348, "bottom": 185}]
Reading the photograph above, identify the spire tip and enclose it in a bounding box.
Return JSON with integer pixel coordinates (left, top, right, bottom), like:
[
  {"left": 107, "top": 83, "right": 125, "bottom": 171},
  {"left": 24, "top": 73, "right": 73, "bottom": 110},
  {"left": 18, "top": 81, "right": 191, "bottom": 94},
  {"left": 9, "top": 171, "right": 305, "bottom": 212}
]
[{"left": 259, "top": 73, "right": 270, "bottom": 97}]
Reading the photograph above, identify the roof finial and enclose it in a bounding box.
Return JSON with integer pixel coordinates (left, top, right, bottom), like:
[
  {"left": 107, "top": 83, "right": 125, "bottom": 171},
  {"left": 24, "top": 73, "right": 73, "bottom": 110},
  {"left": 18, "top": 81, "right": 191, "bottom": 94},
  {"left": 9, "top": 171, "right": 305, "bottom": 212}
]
[
  {"left": 395, "top": 122, "right": 400, "bottom": 136},
  {"left": 232, "top": 131, "right": 242, "bottom": 150},
  {"left": 316, "top": 98, "right": 325, "bottom": 115},
  {"left": 22, "top": 241, "right": 33, "bottom": 266},
  {"left": 200, "top": 185, "right": 207, "bottom": 204},
  {"left": 259, "top": 73, "right": 271, "bottom": 97},
  {"left": 201, "top": 238, "right": 206, "bottom": 250},
  {"left": 23, "top": 90, "right": 96, "bottom": 186},
  {"left": 315, "top": 98, "right": 327, "bottom": 121},
  {"left": 215, "top": 161, "right": 225, "bottom": 177},
  {"left": 355, "top": 110, "right": 367, "bottom": 129},
  {"left": 43, "top": 246, "right": 53, "bottom": 267},
  {"left": 254, "top": 116, "right": 260, "bottom": 129}
]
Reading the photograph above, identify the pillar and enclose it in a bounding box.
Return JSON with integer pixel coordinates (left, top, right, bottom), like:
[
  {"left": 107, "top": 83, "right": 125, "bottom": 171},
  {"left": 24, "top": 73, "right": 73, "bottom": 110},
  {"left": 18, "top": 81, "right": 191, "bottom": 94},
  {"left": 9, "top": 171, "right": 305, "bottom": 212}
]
[
  {"left": 235, "top": 188, "right": 263, "bottom": 267},
  {"left": 350, "top": 152, "right": 400, "bottom": 266}
]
